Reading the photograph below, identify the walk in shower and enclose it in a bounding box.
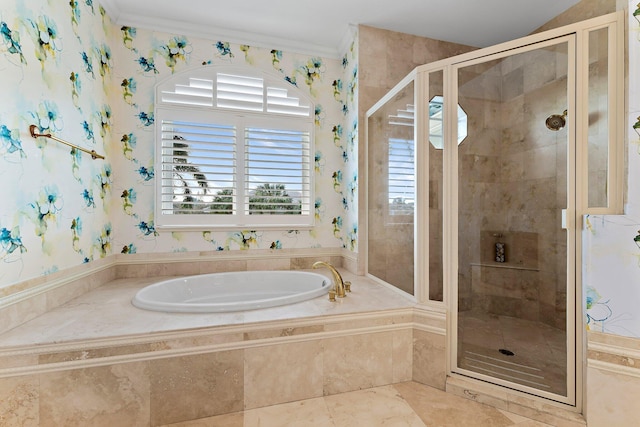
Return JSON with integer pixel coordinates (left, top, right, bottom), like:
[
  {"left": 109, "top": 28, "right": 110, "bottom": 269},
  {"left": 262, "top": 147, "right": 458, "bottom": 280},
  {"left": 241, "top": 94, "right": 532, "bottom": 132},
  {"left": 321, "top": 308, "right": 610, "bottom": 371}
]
[{"left": 365, "top": 12, "right": 623, "bottom": 406}]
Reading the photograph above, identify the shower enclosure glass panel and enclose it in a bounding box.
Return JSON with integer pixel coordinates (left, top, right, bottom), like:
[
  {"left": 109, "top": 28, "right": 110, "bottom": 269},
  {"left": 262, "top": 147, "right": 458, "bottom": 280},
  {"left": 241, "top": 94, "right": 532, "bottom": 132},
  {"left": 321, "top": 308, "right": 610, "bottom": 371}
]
[
  {"left": 454, "top": 39, "right": 572, "bottom": 399},
  {"left": 428, "top": 71, "right": 444, "bottom": 301},
  {"left": 367, "top": 81, "right": 415, "bottom": 295},
  {"left": 587, "top": 27, "right": 609, "bottom": 208}
]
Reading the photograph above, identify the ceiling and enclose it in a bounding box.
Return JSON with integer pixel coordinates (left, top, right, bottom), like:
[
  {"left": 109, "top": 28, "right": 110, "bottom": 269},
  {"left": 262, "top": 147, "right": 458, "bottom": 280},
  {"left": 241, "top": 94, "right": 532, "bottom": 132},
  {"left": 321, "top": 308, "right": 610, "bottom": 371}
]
[{"left": 100, "top": 0, "right": 581, "bottom": 58}]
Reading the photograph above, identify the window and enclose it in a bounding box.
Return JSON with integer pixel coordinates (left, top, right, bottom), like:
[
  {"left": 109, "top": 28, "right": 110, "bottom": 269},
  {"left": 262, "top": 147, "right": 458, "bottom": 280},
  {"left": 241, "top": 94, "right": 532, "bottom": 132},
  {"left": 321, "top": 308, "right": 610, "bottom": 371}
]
[
  {"left": 388, "top": 136, "right": 415, "bottom": 217},
  {"left": 155, "top": 67, "right": 314, "bottom": 229},
  {"left": 387, "top": 104, "right": 415, "bottom": 221},
  {"left": 428, "top": 96, "right": 467, "bottom": 149}
]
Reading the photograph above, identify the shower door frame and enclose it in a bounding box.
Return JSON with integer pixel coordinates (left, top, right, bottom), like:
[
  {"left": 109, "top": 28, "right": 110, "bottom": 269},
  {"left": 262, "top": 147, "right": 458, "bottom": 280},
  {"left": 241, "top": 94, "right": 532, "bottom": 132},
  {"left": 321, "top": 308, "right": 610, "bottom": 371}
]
[
  {"left": 412, "top": 12, "right": 623, "bottom": 411},
  {"left": 447, "top": 34, "right": 577, "bottom": 405},
  {"left": 363, "top": 10, "right": 624, "bottom": 413}
]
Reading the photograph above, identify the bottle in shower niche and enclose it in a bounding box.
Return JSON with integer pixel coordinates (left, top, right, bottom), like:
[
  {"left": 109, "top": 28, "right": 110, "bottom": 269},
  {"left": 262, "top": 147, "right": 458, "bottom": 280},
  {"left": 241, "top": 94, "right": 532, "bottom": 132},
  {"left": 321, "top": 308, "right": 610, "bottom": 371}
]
[{"left": 495, "top": 242, "right": 506, "bottom": 263}]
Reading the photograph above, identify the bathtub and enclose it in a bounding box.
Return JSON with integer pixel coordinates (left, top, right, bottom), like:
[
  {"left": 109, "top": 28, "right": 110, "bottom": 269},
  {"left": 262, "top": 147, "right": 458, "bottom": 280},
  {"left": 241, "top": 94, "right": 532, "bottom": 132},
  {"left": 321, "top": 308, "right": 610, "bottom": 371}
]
[{"left": 132, "top": 270, "right": 331, "bottom": 313}]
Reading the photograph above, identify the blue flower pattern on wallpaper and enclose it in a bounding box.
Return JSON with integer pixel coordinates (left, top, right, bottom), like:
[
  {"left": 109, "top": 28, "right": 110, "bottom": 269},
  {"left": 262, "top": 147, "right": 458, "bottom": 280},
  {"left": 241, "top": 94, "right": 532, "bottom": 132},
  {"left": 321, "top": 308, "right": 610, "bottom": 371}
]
[
  {"left": 157, "top": 36, "right": 191, "bottom": 72},
  {"left": 1, "top": 21, "right": 27, "bottom": 64},
  {"left": 26, "top": 15, "right": 61, "bottom": 67},
  {"left": 136, "top": 55, "right": 158, "bottom": 74},
  {"left": 81, "top": 188, "right": 96, "bottom": 209},
  {"left": 0, "top": 226, "right": 27, "bottom": 261},
  {"left": 80, "top": 50, "right": 94, "bottom": 77},
  {"left": 136, "top": 165, "right": 154, "bottom": 182},
  {"left": 27, "top": 186, "right": 63, "bottom": 242},
  {"left": 70, "top": 217, "right": 82, "bottom": 252},
  {"left": 30, "top": 100, "right": 63, "bottom": 135},
  {"left": 121, "top": 77, "right": 137, "bottom": 105},
  {"left": 0, "top": 0, "right": 357, "bottom": 289},
  {"left": 96, "top": 43, "right": 112, "bottom": 80},
  {"left": 81, "top": 120, "right": 94, "bottom": 144},
  {"left": 121, "top": 26, "right": 136, "bottom": 51},
  {"left": 121, "top": 188, "right": 137, "bottom": 216},
  {"left": 0, "top": 124, "right": 25, "bottom": 158},
  {"left": 215, "top": 41, "right": 234, "bottom": 59},
  {"left": 70, "top": 71, "right": 81, "bottom": 108},
  {"left": 70, "top": 0, "right": 81, "bottom": 37}
]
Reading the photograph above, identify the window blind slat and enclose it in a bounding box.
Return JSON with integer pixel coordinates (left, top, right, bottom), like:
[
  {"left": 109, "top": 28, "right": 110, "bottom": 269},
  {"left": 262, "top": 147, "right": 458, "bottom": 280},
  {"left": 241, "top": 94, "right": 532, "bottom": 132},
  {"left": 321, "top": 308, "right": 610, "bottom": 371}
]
[
  {"left": 266, "top": 86, "right": 310, "bottom": 116},
  {"left": 160, "top": 78, "right": 214, "bottom": 106}
]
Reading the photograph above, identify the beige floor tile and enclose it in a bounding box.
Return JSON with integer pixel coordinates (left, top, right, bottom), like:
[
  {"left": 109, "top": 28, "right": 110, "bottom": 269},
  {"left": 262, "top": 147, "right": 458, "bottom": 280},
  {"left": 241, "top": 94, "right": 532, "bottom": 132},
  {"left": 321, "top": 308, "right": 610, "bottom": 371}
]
[
  {"left": 324, "top": 384, "right": 426, "bottom": 427},
  {"left": 160, "top": 411, "right": 244, "bottom": 426},
  {"left": 498, "top": 409, "right": 555, "bottom": 426},
  {"left": 243, "top": 397, "right": 335, "bottom": 427},
  {"left": 394, "top": 381, "right": 515, "bottom": 427},
  {"left": 159, "top": 382, "right": 558, "bottom": 427}
]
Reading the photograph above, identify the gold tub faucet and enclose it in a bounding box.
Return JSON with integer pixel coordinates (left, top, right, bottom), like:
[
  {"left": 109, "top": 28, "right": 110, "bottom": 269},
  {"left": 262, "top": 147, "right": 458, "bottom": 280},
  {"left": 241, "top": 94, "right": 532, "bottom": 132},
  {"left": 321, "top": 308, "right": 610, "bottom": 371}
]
[{"left": 312, "top": 261, "right": 351, "bottom": 301}]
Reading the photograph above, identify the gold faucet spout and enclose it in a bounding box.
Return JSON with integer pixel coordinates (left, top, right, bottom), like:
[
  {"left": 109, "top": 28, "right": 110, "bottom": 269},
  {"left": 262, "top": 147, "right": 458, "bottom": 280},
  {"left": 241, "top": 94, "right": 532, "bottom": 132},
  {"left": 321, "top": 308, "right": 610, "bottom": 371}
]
[{"left": 312, "top": 261, "right": 346, "bottom": 299}]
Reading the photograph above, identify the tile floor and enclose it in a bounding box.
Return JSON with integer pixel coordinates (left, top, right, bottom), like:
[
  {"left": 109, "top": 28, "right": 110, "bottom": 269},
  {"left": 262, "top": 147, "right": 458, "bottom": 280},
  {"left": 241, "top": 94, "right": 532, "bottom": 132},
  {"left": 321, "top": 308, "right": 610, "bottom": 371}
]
[{"left": 161, "top": 381, "right": 557, "bottom": 426}]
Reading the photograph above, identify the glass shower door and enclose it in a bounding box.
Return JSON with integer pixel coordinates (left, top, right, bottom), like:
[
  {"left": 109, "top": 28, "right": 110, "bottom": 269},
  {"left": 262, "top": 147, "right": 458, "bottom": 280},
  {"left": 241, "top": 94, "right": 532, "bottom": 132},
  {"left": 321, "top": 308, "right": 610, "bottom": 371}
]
[{"left": 453, "top": 37, "right": 575, "bottom": 402}]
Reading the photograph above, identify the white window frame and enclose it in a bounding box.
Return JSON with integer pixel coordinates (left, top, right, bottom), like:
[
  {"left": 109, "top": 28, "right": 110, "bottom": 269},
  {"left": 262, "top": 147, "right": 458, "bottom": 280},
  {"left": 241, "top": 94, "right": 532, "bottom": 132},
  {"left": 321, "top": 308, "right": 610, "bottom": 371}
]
[{"left": 154, "top": 66, "right": 315, "bottom": 230}]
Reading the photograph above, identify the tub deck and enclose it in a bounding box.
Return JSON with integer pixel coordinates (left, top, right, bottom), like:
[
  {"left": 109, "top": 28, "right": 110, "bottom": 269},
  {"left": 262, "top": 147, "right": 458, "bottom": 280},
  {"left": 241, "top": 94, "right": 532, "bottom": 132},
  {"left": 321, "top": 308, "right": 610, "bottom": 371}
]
[{"left": 0, "top": 269, "right": 416, "bottom": 348}]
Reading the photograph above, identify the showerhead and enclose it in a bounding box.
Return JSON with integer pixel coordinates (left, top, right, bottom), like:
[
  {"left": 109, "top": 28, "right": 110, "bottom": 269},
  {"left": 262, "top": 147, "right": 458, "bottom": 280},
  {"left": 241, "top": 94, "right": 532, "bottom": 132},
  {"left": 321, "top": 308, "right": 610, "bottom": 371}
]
[{"left": 546, "top": 110, "right": 567, "bottom": 131}]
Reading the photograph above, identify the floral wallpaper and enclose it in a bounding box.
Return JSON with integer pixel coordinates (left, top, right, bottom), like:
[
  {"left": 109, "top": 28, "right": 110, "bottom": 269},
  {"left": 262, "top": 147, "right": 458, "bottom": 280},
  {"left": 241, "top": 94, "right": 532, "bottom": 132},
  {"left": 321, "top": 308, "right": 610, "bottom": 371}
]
[
  {"left": 581, "top": 1, "right": 640, "bottom": 338},
  {"left": 0, "top": 0, "right": 113, "bottom": 288},
  {"left": 0, "top": 0, "right": 357, "bottom": 289}
]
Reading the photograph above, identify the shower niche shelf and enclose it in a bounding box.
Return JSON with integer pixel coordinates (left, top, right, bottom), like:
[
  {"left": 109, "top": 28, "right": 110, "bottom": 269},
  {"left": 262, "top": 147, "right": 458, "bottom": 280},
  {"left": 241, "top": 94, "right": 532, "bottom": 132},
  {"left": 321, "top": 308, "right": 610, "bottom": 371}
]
[{"left": 469, "top": 262, "right": 539, "bottom": 272}]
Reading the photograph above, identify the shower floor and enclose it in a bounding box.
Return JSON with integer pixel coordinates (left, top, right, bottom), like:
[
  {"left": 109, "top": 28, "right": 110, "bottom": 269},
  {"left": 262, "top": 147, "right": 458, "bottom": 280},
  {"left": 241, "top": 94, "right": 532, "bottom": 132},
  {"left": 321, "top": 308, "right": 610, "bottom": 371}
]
[{"left": 457, "top": 311, "right": 567, "bottom": 396}]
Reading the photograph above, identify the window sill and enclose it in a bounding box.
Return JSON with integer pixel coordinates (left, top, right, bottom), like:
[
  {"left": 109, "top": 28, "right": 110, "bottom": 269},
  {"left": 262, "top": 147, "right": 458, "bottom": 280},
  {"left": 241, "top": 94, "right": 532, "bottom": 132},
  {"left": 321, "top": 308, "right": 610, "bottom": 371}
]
[{"left": 155, "top": 224, "right": 316, "bottom": 232}]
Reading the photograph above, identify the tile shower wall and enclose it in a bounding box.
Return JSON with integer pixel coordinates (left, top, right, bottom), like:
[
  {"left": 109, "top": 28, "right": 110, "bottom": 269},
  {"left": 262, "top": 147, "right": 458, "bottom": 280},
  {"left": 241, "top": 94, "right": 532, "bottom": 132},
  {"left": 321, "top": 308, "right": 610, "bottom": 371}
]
[
  {"left": 457, "top": 49, "right": 569, "bottom": 328},
  {"left": 0, "top": 0, "right": 357, "bottom": 293}
]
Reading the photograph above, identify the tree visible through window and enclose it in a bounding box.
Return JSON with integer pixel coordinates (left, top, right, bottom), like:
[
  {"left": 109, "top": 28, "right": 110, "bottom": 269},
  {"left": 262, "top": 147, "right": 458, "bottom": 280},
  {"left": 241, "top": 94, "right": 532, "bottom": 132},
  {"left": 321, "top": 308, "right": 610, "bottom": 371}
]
[{"left": 249, "top": 183, "right": 301, "bottom": 214}]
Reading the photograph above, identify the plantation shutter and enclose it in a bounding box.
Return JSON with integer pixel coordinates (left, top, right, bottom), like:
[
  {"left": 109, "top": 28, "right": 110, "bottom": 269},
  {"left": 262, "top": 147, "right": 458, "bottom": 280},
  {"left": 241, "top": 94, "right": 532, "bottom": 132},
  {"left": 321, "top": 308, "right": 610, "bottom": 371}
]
[
  {"left": 159, "top": 114, "right": 237, "bottom": 218},
  {"left": 244, "top": 126, "right": 311, "bottom": 216},
  {"left": 388, "top": 137, "right": 415, "bottom": 217},
  {"left": 155, "top": 66, "right": 314, "bottom": 228}
]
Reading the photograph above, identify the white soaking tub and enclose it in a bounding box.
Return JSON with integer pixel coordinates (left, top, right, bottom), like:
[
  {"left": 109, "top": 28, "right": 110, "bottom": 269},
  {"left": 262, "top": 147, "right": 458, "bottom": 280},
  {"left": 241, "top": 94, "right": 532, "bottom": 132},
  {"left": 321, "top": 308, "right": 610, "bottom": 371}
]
[{"left": 132, "top": 270, "right": 331, "bottom": 313}]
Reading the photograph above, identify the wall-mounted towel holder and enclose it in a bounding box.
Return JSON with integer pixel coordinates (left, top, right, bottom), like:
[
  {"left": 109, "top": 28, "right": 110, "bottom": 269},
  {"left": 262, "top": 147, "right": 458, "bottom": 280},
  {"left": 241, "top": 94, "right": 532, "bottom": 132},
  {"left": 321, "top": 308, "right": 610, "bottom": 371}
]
[{"left": 29, "top": 125, "right": 105, "bottom": 160}]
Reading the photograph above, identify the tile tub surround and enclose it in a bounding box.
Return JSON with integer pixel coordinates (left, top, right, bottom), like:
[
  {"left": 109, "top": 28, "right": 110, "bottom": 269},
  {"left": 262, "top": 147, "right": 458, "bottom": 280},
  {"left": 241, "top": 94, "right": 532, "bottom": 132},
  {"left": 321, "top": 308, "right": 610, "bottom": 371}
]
[
  {"left": 0, "top": 270, "right": 437, "bottom": 426},
  {"left": 0, "top": 249, "right": 347, "bottom": 336}
]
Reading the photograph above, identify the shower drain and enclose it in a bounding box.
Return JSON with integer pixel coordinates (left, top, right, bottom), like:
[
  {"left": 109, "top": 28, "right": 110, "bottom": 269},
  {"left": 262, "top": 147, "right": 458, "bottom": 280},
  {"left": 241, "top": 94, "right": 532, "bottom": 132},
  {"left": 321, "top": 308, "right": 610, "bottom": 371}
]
[{"left": 498, "top": 348, "right": 515, "bottom": 356}]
